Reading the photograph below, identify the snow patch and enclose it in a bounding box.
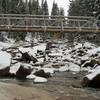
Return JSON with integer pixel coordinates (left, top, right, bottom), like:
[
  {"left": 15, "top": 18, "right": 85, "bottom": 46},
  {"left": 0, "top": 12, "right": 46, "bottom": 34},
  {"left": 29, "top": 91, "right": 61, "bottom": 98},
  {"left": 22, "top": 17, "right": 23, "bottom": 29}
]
[
  {"left": 33, "top": 77, "right": 48, "bottom": 83},
  {"left": 0, "top": 51, "right": 11, "bottom": 69},
  {"left": 9, "top": 63, "right": 21, "bottom": 74},
  {"left": 26, "top": 74, "right": 36, "bottom": 79}
]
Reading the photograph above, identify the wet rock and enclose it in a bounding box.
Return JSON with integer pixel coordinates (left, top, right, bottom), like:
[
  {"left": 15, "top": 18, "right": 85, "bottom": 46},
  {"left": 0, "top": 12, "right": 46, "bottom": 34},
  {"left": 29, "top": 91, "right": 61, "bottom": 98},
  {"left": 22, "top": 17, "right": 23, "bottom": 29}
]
[
  {"left": 16, "top": 65, "right": 32, "bottom": 79},
  {"left": 81, "top": 77, "right": 90, "bottom": 87},
  {"left": 82, "top": 74, "right": 100, "bottom": 88},
  {"left": 34, "top": 70, "right": 51, "bottom": 78},
  {"left": 0, "top": 67, "right": 11, "bottom": 77}
]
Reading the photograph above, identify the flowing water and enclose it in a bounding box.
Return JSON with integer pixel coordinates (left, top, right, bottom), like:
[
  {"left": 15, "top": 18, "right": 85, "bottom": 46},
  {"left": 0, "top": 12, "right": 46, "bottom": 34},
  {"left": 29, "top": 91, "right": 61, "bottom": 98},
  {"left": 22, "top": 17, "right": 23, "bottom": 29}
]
[{"left": 0, "top": 71, "right": 100, "bottom": 100}]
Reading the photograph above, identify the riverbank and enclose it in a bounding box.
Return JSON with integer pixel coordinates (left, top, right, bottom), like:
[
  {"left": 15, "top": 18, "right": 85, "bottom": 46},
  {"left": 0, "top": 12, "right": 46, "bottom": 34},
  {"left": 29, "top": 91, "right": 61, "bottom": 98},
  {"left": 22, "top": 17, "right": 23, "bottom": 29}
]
[{"left": 0, "top": 82, "right": 54, "bottom": 100}]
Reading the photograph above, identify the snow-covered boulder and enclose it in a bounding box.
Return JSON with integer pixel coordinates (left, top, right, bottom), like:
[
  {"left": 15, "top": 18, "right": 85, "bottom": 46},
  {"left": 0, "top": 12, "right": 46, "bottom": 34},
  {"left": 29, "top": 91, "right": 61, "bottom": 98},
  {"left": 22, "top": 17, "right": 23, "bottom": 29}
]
[
  {"left": 0, "top": 51, "right": 11, "bottom": 76},
  {"left": 0, "top": 42, "right": 13, "bottom": 50},
  {"left": 42, "top": 68, "right": 55, "bottom": 74},
  {"left": 68, "top": 63, "right": 80, "bottom": 72},
  {"left": 59, "top": 65, "right": 69, "bottom": 72},
  {"left": 17, "top": 52, "right": 38, "bottom": 63},
  {"left": 33, "top": 77, "right": 48, "bottom": 83},
  {"left": 82, "top": 66, "right": 100, "bottom": 88}
]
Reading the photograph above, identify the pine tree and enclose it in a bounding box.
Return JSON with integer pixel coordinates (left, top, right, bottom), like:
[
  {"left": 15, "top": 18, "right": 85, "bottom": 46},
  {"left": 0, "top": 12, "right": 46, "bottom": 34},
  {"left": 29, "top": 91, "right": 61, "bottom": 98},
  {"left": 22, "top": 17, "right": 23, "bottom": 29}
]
[
  {"left": 42, "top": 0, "right": 49, "bottom": 15},
  {"left": 94, "top": 0, "right": 100, "bottom": 18},
  {"left": 1, "top": 0, "right": 10, "bottom": 14},
  {"left": 68, "top": 0, "right": 97, "bottom": 43},
  {"left": 68, "top": 0, "right": 96, "bottom": 16},
  {"left": 51, "top": 1, "right": 59, "bottom": 16}
]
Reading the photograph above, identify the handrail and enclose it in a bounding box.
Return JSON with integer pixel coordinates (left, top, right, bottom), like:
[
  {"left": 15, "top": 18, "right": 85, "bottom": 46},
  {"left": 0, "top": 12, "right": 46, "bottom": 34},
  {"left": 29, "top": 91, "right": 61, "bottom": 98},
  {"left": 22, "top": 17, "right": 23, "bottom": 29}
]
[{"left": 0, "top": 14, "right": 94, "bottom": 19}]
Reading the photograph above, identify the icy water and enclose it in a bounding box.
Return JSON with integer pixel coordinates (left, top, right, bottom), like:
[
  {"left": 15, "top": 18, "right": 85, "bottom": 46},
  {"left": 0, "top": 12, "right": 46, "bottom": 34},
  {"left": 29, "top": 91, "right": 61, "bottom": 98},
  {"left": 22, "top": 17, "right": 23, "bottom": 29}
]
[{"left": 0, "top": 71, "right": 100, "bottom": 100}]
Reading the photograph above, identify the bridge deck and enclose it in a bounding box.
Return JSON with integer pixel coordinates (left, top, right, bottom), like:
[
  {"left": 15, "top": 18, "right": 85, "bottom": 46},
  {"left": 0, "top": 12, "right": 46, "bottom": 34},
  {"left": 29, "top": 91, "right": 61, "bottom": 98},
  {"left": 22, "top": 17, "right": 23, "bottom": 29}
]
[{"left": 0, "top": 25, "right": 100, "bottom": 33}]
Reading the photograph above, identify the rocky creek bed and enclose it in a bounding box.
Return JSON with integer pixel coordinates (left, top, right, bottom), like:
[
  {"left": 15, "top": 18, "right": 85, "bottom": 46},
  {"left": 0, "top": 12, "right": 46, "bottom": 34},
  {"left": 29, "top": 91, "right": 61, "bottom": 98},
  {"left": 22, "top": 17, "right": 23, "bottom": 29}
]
[{"left": 1, "top": 40, "right": 100, "bottom": 100}]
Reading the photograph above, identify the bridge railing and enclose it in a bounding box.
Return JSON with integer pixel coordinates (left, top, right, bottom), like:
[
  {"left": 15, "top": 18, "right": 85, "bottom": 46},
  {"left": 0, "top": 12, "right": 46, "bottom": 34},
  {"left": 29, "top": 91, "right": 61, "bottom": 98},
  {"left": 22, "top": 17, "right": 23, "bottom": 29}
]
[{"left": 0, "top": 14, "right": 100, "bottom": 32}]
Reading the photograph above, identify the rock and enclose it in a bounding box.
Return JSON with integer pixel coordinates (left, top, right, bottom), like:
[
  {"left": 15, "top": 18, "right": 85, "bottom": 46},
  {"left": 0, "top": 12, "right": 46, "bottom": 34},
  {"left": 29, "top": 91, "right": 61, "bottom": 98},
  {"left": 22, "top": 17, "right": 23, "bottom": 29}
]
[
  {"left": 16, "top": 65, "right": 32, "bottom": 79},
  {"left": 82, "top": 67, "right": 100, "bottom": 88},
  {"left": 77, "top": 49, "right": 86, "bottom": 56},
  {"left": 9, "top": 63, "right": 21, "bottom": 75},
  {"left": 42, "top": 68, "right": 55, "bottom": 74},
  {"left": 46, "top": 42, "right": 52, "bottom": 50},
  {"left": 81, "top": 59, "right": 97, "bottom": 68},
  {"left": 0, "top": 67, "right": 10, "bottom": 77},
  {"left": 26, "top": 74, "right": 36, "bottom": 79},
  {"left": 81, "top": 77, "right": 90, "bottom": 87},
  {"left": 19, "top": 52, "right": 38, "bottom": 63},
  {"left": 59, "top": 66, "right": 68, "bottom": 72},
  {"left": 88, "top": 74, "right": 100, "bottom": 88},
  {"left": 34, "top": 70, "right": 51, "bottom": 78},
  {"left": 0, "top": 51, "right": 11, "bottom": 69},
  {"left": 82, "top": 74, "right": 100, "bottom": 88},
  {"left": 33, "top": 77, "right": 48, "bottom": 83}
]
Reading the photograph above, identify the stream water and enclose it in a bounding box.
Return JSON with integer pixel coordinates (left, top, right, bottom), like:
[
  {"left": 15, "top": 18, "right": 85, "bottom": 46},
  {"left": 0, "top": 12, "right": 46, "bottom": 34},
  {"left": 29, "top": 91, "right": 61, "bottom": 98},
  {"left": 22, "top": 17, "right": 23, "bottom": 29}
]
[{"left": 0, "top": 71, "right": 100, "bottom": 100}]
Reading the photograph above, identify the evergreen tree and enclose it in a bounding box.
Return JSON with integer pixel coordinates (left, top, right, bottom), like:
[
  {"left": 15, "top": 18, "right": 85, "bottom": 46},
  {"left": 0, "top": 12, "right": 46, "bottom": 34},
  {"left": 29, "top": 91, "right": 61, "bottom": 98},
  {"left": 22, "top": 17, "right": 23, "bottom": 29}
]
[
  {"left": 68, "top": 0, "right": 96, "bottom": 16},
  {"left": 1, "top": 0, "right": 10, "bottom": 14},
  {"left": 59, "top": 7, "right": 64, "bottom": 16},
  {"left": 51, "top": 1, "right": 59, "bottom": 16},
  {"left": 94, "top": 0, "right": 100, "bottom": 18},
  {"left": 42, "top": 0, "right": 49, "bottom": 15},
  {"left": 68, "top": 0, "right": 98, "bottom": 43}
]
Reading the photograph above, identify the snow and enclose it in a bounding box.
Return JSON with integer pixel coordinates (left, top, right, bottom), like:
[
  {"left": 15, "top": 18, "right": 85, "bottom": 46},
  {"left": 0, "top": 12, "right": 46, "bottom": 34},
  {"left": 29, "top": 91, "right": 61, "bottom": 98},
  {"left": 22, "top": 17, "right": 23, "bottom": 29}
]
[
  {"left": 49, "top": 53, "right": 62, "bottom": 57},
  {"left": 21, "top": 63, "right": 33, "bottom": 69},
  {"left": 81, "top": 56, "right": 89, "bottom": 61},
  {"left": 38, "top": 58, "right": 44, "bottom": 63},
  {"left": 33, "top": 77, "right": 48, "bottom": 83},
  {"left": 42, "top": 68, "right": 55, "bottom": 74},
  {"left": 83, "top": 42, "right": 94, "bottom": 48},
  {"left": 74, "top": 43, "right": 82, "bottom": 49},
  {"left": 86, "top": 68, "right": 100, "bottom": 80},
  {"left": 0, "top": 51, "right": 11, "bottom": 69},
  {"left": 18, "top": 47, "right": 36, "bottom": 57},
  {"left": 88, "top": 47, "right": 100, "bottom": 55},
  {"left": 0, "top": 42, "right": 13, "bottom": 50},
  {"left": 59, "top": 65, "right": 69, "bottom": 72},
  {"left": 26, "top": 74, "right": 36, "bottom": 79},
  {"left": 68, "top": 63, "right": 80, "bottom": 72},
  {"left": 18, "top": 43, "right": 46, "bottom": 57},
  {"left": 33, "top": 43, "right": 46, "bottom": 52},
  {"left": 9, "top": 63, "right": 21, "bottom": 74}
]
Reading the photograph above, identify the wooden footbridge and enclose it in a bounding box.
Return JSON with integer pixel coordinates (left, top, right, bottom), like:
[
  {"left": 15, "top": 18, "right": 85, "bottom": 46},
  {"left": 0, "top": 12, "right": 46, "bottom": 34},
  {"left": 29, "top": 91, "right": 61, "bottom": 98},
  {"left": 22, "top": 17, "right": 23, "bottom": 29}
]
[{"left": 0, "top": 14, "right": 100, "bottom": 33}]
